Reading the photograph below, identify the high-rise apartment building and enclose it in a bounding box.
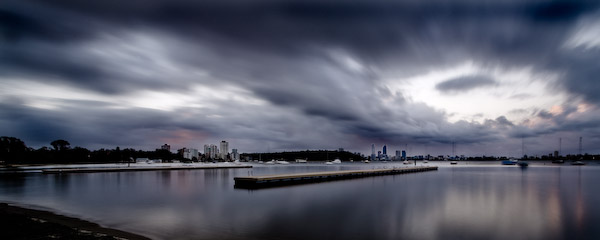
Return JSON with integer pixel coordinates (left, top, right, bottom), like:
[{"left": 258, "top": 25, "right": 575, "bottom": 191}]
[
  {"left": 204, "top": 144, "right": 211, "bottom": 158},
  {"left": 210, "top": 144, "right": 218, "bottom": 159},
  {"left": 220, "top": 141, "right": 229, "bottom": 160}
]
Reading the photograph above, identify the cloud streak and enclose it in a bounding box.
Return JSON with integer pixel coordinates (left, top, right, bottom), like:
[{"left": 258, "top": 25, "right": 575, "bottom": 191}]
[{"left": 435, "top": 75, "right": 497, "bottom": 94}]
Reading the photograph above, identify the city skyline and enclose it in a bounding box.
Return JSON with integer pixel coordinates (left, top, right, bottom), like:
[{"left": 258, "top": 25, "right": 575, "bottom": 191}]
[{"left": 1, "top": 1, "right": 600, "bottom": 157}]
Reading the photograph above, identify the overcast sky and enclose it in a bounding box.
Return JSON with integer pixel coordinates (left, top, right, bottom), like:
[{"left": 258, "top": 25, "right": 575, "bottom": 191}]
[{"left": 1, "top": 0, "right": 600, "bottom": 157}]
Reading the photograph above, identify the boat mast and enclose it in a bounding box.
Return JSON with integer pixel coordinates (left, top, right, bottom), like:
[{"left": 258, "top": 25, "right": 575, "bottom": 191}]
[
  {"left": 521, "top": 137, "right": 525, "bottom": 158},
  {"left": 579, "top": 137, "right": 583, "bottom": 156},
  {"left": 559, "top": 138, "right": 562, "bottom": 157}
]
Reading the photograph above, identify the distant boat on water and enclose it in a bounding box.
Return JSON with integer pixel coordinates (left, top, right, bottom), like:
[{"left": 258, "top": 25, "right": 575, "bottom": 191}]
[
  {"left": 363, "top": 160, "right": 370, "bottom": 163},
  {"left": 403, "top": 160, "right": 410, "bottom": 164},
  {"left": 552, "top": 159, "right": 565, "bottom": 164},
  {"left": 450, "top": 161, "right": 458, "bottom": 165},
  {"left": 325, "top": 161, "right": 333, "bottom": 165},
  {"left": 518, "top": 161, "right": 529, "bottom": 168},
  {"left": 502, "top": 159, "right": 518, "bottom": 165},
  {"left": 423, "top": 160, "right": 429, "bottom": 164},
  {"left": 295, "top": 159, "right": 308, "bottom": 163},
  {"left": 572, "top": 161, "right": 585, "bottom": 165},
  {"left": 332, "top": 159, "right": 342, "bottom": 164}
]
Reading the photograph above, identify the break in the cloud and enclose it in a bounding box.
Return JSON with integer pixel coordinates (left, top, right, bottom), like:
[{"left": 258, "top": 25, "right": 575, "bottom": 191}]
[{"left": 1, "top": 0, "right": 600, "bottom": 157}]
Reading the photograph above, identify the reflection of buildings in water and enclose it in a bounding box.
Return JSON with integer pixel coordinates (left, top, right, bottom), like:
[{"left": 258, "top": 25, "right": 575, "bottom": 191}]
[
  {"left": 549, "top": 166, "right": 586, "bottom": 237},
  {"left": 546, "top": 167, "right": 563, "bottom": 236},
  {"left": 398, "top": 174, "right": 558, "bottom": 240},
  {"left": 575, "top": 167, "right": 584, "bottom": 232},
  {"left": 518, "top": 167, "right": 564, "bottom": 238}
]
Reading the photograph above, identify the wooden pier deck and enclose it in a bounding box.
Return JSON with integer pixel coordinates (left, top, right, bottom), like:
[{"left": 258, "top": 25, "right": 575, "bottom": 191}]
[
  {"left": 234, "top": 166, "right": 438, "bottom": 189},
  {"left": 42, "top": 165, "right": 252, "bottom": 174}
]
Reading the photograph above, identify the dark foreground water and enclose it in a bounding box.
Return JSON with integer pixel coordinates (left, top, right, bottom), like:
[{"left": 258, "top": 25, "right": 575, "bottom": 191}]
[{"left": 1, "top": 162, "right": 600, "bottom": 240}]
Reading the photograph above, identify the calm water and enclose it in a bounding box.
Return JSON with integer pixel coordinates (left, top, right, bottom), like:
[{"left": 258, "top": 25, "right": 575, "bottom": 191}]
[{"left": 1, "top": 162, "right": 600, "bottom": 240}]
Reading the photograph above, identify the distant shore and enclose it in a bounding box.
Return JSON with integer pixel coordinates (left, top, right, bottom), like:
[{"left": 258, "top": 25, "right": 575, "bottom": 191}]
[{"left": 0, "top": 202, "right": 149, "bottom": 240}]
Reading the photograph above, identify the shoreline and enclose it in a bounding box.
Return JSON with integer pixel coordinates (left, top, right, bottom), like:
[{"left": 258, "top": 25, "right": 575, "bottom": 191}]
[{"left": 0, "top": 202, "right": 150, "bottom": 240}]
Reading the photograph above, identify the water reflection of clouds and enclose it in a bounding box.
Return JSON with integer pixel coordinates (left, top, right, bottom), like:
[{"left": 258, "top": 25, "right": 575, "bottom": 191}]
[{"left": 1, "top": 165, "right": 599, "bottom": 239}]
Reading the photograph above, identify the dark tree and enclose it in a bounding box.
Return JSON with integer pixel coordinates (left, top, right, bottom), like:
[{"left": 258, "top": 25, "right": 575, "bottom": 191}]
[
  {"left": 0, "top": 136, "right": 29, "bottom": 163},
  {"left": 50, "top": 140, "right": 71, "bottom": 151}
]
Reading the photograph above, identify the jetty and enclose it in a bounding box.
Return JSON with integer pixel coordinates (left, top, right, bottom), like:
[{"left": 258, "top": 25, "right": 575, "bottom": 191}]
[
  {"left": 42, "top": 165, "right": 251, "bottom": 174},
  {"left": 234, "top": 166, "right": 437, "bottom": 189}
]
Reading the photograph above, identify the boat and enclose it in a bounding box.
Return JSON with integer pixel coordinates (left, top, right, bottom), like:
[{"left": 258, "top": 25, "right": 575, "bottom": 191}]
[
  {"left": 295, "top": 159, "right": 308, "bottom": 163},
  {"left": 403, "top": 160, "right": 410, "bottom": 165},
  {"left": 450, "top": 161, "right": 458, "bottom": 165},
  {"left": 518, "top": 161, "right": 529, "bottom": 167},
  {"left": 276, "top": 160, "right": 290, "bottom": 165},
  {"left": 332, "top": 159, "right": 342, "bottom": 164},
  {"left": 502, "top": 160, "right": 517, "bottom": 165},
  {"left": 363, "top": 160, "right": 370, "bottom": 163},
  {"left": 423, "top": 160, "right": 429, "bottom": 164},
  {"left": 265, "top": 160, "right": 276, "bottom": 165},
  {"left": 552, "top": 159, "right": 564, "bottom": 164},
  {"left": 325, "top": 161, "right": 333, "bottom": 165},
  {"left": 572, "top": 161, "right": 585, "bottom": 165}
]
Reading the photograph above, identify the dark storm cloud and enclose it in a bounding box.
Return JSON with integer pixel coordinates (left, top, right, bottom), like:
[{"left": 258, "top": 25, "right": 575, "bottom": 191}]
[
  {"left": 537, "top": 110, "right": 554, "bottom": 119},
  {"left": 2, "top": 0, "right": 599, "bottom": 95},
  {"left": 2, "top": 0, "right": 600, "bottom": 154},
  {"left": 495, "top": 116, "right": 514, "bottom": 127},
  {"left": 0, "top": 99, "right": 180, "bottom": 148},
  {"left": 509, "top": 103, "right": 600, "bottom": 141},
  {"left": 545, "top": 49, "right": 600, "bottom": 104},
  {"left": 435, "top": 75, "right": 497, "bottom": 94}
]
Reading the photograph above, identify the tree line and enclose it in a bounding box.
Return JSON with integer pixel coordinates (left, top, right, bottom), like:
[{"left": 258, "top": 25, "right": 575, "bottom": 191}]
[
  {"left": 242, "top": 150, "right": 365, "bottom": 162},
  {"left": 0, "top": 136, "right": 179, "bottom": 164}
]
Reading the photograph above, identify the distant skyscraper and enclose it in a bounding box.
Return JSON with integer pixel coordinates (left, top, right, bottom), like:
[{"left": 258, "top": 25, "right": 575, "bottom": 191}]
[
  {"left": 382, "top": 145, "right": 387, "bottom": 155},
  {"left": 220, "top": 140, "right": 229, "bottom": 159},
  {"left": 371, "top": 144, "right": 376, "bottom": 160},
  {"left": 401, "top": 150, "right": 406, "bottom": 160},
  {"left": 161, "top": 144, "right": 171, "bottom": 152}
]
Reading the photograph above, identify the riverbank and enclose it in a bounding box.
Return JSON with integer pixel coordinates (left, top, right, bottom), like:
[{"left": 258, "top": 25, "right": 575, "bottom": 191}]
[{"left": 0, "top": 203, "right": 149, "bottom": 240}]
